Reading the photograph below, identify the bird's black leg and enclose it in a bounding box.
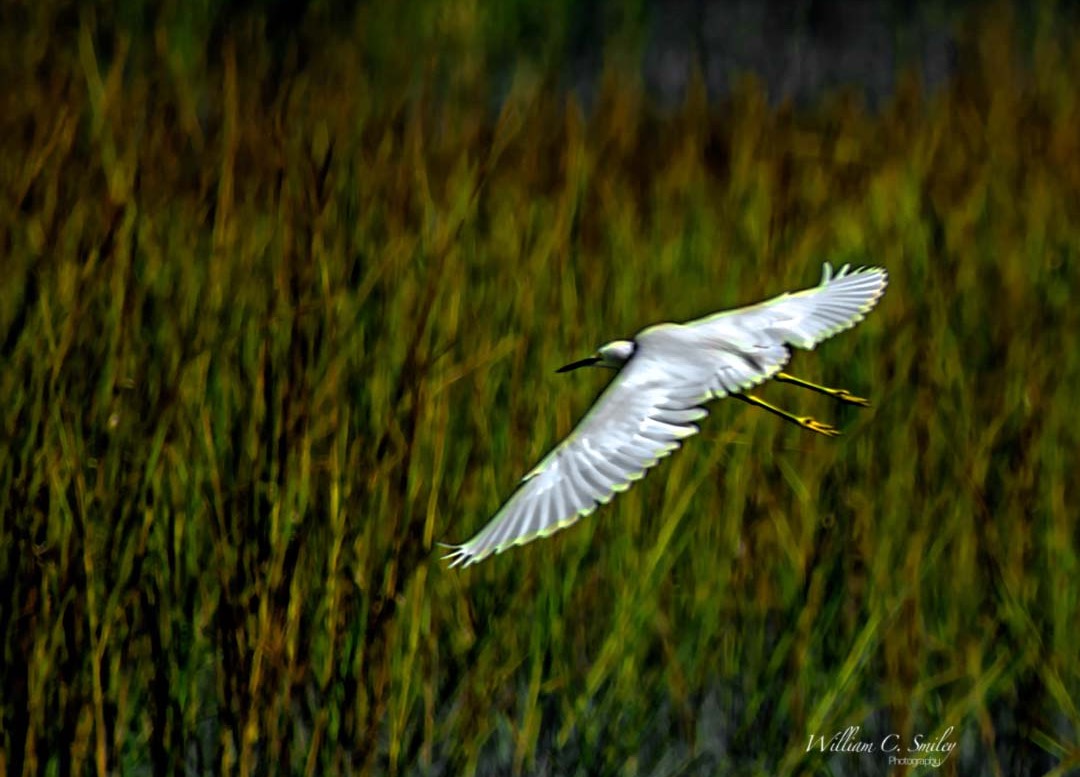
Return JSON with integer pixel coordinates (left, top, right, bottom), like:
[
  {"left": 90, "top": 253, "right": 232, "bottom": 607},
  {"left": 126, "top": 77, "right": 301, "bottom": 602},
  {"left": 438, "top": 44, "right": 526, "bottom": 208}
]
[
  {"left": 732, "top": 393, "right": 840, "bottom": 437},
  {"left": 773, "top": 372, "right": 870, "bottom": 407}
]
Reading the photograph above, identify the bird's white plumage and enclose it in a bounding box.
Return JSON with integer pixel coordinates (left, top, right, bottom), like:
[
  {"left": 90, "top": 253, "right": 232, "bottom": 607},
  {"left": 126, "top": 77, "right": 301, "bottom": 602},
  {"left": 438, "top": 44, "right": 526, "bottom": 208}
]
[
  {"left": 687, "top": 262, "right": 888, "bottom": 350},
  {"left": 442, "top": 263, "right": 887, "bottom": 568}
]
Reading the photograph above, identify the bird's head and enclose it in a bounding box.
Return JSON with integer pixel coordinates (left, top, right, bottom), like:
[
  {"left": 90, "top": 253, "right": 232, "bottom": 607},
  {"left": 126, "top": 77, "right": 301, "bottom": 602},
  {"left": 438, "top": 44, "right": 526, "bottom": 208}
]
[{"left": 557, "top": 339, "right": 635, "bottom": 373}]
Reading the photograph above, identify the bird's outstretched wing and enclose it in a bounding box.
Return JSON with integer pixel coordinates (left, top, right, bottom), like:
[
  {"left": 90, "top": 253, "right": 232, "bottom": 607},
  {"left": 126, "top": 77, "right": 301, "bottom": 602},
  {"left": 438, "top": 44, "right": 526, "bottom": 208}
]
[
  {"left": 441, "top": 356, "right": 719, "bottom": 568},
  {"left": 687, "top": 263, "right": 888, "bottom": 350}
]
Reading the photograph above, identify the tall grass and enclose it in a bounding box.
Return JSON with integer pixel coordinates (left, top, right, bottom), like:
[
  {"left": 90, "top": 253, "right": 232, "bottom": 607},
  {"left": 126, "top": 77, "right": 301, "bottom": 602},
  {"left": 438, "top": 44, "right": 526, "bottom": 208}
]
[{"left": 1, "top": 2, "right": 1078, "bottom": 775}]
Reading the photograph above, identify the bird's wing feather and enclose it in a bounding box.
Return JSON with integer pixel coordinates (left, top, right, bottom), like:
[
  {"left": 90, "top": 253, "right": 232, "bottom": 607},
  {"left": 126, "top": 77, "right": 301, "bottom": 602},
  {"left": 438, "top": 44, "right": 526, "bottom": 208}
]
[
  {"left": 686, "top": 263, "right": 888, "bottom": 350},
  {"left": 442, "top": 353, "right": 743, "bottom": 568}
]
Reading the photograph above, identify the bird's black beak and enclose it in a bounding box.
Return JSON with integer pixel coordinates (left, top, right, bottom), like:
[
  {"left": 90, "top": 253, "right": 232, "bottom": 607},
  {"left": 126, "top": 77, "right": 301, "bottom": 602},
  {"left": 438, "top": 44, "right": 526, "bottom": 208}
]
[{"left": 556, "top": 355, "right": 600, "bottom": 373}]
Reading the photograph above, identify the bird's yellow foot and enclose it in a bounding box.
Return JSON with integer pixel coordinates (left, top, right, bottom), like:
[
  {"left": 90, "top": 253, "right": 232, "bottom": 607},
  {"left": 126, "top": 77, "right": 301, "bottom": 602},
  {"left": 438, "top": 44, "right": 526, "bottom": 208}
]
[
  {"left": 829, "top": 388, "right": 870, "bottom": 407},
  {"left": 800, "top": 417, "right": 841, "bottom": 437},
  {"left": 773, "top": 373, "right": 871, "bottom": 407}
]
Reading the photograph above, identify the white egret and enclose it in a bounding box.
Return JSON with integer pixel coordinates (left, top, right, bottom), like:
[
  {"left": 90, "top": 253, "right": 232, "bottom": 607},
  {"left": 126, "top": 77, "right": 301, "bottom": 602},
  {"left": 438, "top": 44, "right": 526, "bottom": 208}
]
[{"left": 443, "top": 263, "right": 887, "bottom": 568}]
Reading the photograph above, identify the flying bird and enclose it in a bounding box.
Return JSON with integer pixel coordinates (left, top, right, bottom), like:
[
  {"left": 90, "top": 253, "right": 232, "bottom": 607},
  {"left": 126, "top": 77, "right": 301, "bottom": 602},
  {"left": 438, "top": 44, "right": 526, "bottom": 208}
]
[{"left": 442, "top": 263, "right": 888, "bottom": 568}]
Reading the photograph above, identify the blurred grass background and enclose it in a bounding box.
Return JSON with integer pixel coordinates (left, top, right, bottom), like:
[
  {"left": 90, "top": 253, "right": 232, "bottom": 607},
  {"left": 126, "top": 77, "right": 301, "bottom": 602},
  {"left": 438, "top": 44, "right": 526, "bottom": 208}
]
[{"left": 2, "top": 0, "right": 1079, "bottom": 774}]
